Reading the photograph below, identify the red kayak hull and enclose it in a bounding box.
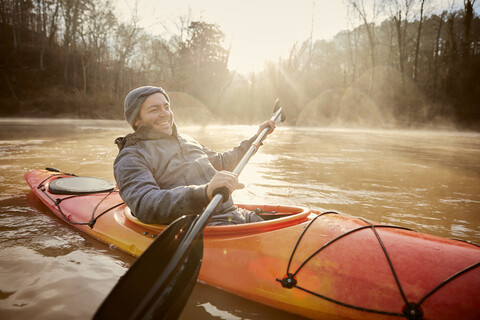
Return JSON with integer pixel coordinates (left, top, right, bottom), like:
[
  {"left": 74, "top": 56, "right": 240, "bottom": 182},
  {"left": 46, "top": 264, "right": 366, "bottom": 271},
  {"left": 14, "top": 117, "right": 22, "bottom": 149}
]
[{"left": 25, "top": 169, "right": 480, "bottom": 319}]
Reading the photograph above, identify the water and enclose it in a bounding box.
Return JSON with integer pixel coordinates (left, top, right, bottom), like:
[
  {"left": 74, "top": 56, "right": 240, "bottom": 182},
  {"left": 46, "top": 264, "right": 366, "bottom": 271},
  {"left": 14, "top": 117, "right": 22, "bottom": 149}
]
[{"left": 0, "top": 118, "right": 479, "bottom": 319}]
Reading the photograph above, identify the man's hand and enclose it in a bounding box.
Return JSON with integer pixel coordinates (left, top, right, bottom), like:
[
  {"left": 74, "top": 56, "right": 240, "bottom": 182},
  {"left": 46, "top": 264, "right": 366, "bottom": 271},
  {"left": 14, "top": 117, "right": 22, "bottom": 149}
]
[
  {"left": 257, "top": 120, "right": 276, "bottom": 137},
  {"left": 206, "top": 171, "right": 244, "bottom": 201}
]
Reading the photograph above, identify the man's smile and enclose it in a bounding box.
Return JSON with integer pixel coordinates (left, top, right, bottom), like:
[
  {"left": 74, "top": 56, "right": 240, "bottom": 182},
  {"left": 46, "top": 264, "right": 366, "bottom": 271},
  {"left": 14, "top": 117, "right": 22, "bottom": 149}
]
[{"left": 155, "top": 119, "right": 172, "bottom": 128}]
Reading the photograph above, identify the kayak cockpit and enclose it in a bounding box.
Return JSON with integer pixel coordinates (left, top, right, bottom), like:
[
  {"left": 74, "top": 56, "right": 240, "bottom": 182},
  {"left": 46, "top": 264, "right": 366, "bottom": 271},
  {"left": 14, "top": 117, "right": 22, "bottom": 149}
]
[
  {"left": 123, "top": 204, "right": 312, "bottom": 237},
  {"left": 25, "top": 170, "right": 312, "bottom": 238}
]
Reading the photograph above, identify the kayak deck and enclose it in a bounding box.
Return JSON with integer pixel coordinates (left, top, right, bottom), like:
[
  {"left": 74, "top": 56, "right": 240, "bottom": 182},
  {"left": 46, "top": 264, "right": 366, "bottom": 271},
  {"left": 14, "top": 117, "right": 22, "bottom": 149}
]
[
  {"left": 24, "top": 169, "right": 313, "bottom": 254},
  {"left": 24, "top": 169, "right": 480, "bottom": 320},
  {"left": 123, "top": 204, "right": 313, "bottom": 237}
]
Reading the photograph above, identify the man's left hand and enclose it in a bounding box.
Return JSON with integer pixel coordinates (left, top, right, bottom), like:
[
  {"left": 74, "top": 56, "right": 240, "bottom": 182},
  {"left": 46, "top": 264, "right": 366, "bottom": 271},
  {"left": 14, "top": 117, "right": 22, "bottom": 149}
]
[{"left": 257, "top": 120, "right": 276, "bottom": 137}]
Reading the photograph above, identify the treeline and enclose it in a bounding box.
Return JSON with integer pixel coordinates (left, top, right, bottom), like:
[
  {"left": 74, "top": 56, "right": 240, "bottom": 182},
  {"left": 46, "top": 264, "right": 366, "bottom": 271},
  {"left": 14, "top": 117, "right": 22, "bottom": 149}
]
[
  {"left": 0, "top": 0, "right": 479, "bottom": 129},
  {"left": 287, "top": 0, "right": 480, "bottom": 128}
]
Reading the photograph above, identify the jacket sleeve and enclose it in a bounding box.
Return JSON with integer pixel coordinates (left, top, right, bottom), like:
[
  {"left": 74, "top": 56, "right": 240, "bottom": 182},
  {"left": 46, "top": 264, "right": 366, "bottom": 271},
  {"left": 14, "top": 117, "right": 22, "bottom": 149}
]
[
  {"left": 204, "top": 135, "right": 257, "bottom": 172},
  {"left": 114, "top": 148, "right": 210, "bottom": 225}
]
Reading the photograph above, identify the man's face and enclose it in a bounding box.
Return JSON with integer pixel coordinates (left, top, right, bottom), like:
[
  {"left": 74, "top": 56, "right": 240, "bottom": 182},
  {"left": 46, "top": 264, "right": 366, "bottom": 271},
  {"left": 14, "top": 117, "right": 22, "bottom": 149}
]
[{"left": 135, "top": 93, "right": 174, "bottom": 135}]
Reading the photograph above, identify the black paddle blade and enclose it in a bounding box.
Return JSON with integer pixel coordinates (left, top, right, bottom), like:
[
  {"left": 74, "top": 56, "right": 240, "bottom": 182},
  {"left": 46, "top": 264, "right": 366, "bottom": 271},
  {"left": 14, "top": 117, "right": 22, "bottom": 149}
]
[{"left": 93, "top": 214, "right": 203, "bottom": 320}]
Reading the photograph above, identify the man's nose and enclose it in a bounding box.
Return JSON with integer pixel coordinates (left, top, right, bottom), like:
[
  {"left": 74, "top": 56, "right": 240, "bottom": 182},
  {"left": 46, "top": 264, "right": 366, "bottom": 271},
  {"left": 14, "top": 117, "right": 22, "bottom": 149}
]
[{"left": 159, "top": 107, "right": 169, "bottom": 116}]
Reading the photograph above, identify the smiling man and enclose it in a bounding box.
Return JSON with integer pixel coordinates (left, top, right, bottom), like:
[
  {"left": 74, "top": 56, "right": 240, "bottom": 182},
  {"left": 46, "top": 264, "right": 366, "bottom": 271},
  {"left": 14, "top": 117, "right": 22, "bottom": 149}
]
[{"left": 114, "top": 86, "right": 275, "bottom": 225}]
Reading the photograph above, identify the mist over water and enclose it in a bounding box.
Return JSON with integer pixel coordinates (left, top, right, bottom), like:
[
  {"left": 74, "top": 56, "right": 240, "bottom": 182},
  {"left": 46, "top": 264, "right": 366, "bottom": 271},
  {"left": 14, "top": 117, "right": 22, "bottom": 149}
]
[
  {"left": 0, "top": 118, "right": 479, "bottom": 319},
  {"left": 295, "top": 66, "right": 457, "bottom": 130}
]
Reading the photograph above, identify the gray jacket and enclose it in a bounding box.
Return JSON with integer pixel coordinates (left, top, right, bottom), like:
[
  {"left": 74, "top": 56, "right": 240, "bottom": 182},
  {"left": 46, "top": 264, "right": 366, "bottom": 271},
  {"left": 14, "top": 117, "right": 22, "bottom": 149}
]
[{"left": 113, "top": 124, "right": 256, "bottom": 225}]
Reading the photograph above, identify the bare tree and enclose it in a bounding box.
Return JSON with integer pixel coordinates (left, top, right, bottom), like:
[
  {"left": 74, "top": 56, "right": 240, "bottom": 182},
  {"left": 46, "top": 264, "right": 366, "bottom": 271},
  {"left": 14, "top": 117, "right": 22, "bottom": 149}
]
[
  {"left": 413, "top": 0, "right": 427, "bottom": 81},
  {"left": 432, "top": 11, "right": 446, "bottom": 101},
  {"left": 78, "top": 0, "right": 115, "bottom": 94},
  {"left": 387, "top": 0, "right": 415, "bottom": 83},
  {"left": 35, "top": 0, "right": 48, "bottom": 70},
  {"left": 462, "top": 0, "right": 476, "bottom": 63},
  {"left": 345, "top": 5, "right": 361, "bottom": 85},
  {"left": 178, "top": 21, "right": 232, "bottom": 110},
  {"left": 60, "top": 0, "right": 82, "bottom": 85},
  {"left": 11, "top": 0, "right": 33, "bottom": 50},
  {"left": 348, "top": 0, "right": 383, "bottom": 91},
  {"left": 34, "top": 0, "right": 60, "bottom": 70},
  {"left": 154, "top": 13, "right": 193, "bottom": 89}
]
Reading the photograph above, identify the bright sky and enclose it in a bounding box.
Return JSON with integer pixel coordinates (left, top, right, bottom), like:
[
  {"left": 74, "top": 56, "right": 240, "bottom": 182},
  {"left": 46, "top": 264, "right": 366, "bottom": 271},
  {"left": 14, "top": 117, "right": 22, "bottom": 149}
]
[{"left": 114, "top": 0, "right": 349, "bottom": 74}]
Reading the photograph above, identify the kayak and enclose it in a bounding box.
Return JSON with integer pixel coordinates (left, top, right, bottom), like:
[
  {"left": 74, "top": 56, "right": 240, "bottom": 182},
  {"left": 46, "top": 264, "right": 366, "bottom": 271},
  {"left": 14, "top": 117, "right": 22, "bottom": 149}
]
[{"left": 25, "top": 168, "right": 480, "bottom": 320}]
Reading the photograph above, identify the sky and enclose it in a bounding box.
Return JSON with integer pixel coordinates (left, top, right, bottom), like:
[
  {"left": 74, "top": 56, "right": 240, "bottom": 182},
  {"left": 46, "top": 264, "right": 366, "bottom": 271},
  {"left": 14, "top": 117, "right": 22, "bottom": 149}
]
[
  {"left": 113, "top": 0, "right": 349, "bottom": 74},
  {"left": 113, "top": 0, "right": 476, "bottom": 75}
]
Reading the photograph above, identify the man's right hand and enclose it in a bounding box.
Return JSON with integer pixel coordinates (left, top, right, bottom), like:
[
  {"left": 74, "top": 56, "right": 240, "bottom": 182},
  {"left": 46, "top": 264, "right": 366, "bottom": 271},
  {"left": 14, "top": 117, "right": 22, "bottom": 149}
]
[{"left": 206, "top": 171, "right": 244, "bottom": 201}]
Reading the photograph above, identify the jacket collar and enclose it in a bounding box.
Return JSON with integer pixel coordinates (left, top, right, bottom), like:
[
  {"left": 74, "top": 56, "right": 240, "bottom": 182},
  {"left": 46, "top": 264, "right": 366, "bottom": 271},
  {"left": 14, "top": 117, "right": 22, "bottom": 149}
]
[{"left": 115, "top": 123, "right": 178, "bottom": 151}]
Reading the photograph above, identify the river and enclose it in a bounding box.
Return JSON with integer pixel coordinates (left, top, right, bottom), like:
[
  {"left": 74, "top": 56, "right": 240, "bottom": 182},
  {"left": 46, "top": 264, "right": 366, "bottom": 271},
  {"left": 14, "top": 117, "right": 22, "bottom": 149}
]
[{"left": 0, "top": 118, "right": 479, "bottom": 319}]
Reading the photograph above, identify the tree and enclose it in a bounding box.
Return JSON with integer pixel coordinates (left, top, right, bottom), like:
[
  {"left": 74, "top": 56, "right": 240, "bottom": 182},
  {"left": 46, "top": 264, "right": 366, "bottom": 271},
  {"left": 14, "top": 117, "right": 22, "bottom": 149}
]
[
  {"left": 78, "top": 0, "right": 115, "bottom": 94},
  {"left": 145, "top": 14, "right": 193, "bottom": 90},
  {"left": 413, "top": 0, "right": 427, "bottom": 81},
  {"left": 113, "top": 10, "right": 142, "bottom": 99},
  {"left": 462, "top": 0, "right": 476, "bottom": 62},
  {"left": 178, "top": 21, "right": 232, "bottom": 110},
  {"left": 34, "top": 0, "right": 60, "bottom": 70},
  {"left": 389, "top": 0, "right": 414, "bottom": 79},
  {"left": 60, "top": 0, "right": 82, "bottom": 85},
  {"left": 348, "top": 0, "right": 383, "bottom": 91},
  {"left": 432, "top": 11, "right": 447, "bottom": 102},
  {"left": 0, "top": 1, "right": 479, "bottom": 127}
]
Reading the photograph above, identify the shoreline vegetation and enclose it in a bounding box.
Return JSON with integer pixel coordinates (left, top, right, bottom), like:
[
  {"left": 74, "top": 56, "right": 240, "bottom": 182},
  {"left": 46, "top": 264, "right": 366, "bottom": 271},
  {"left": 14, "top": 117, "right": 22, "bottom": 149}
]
[{"left": 0, "top": 1, "right": 479, "bottom": 130}]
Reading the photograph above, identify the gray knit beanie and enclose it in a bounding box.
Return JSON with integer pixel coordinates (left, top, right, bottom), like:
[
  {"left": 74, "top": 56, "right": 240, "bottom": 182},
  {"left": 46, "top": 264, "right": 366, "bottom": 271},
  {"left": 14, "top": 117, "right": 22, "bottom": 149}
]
[{"left": 124, "top": 86, "right": 170, "bottom": 130}]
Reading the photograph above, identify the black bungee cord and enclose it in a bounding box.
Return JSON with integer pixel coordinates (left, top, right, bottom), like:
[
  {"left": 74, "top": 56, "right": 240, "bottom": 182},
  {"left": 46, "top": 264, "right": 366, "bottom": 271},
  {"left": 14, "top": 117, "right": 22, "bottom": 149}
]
[
  {"left": 38, "top": 174, "right": 123, "bottom": 228},
  {"left": 277, "top": 211, "right": 480, "bottom": 320}
]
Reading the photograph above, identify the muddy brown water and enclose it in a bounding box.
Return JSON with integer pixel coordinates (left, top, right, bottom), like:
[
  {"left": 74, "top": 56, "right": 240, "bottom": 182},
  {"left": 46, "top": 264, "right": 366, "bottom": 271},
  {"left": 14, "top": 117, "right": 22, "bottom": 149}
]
[{"left": 0, "top": 118, "right": 479, "bottom": 319}]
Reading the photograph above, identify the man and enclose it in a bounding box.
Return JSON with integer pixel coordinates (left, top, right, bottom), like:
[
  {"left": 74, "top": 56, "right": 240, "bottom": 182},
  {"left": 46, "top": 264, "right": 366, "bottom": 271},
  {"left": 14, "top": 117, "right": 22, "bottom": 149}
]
[{"left": 114, "top": 86, "right": 276, "bottom": 225}]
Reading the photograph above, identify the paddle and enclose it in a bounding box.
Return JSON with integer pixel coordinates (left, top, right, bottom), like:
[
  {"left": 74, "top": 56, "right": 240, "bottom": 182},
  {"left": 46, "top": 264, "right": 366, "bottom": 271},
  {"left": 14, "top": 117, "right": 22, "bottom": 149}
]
[{"left": 93, "top": 100, "right": 286, "bottom": 320}]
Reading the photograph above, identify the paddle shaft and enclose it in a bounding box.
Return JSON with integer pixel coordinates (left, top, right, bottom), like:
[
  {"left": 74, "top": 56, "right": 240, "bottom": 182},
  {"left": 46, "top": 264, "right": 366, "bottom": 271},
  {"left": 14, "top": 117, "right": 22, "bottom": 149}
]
[
  {"left": 193, "top": 106, "right": 284, "bottom": 229},
  {"left": 132, "top": 107, "right": 284, "bottom": 319}
]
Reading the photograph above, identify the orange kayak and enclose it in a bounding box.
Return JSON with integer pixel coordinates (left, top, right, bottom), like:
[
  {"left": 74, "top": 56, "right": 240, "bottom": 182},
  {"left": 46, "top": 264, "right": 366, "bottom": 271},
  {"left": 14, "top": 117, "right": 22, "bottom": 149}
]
[{"left": 25, "top": 169, "right": 480, "bottom": 320}]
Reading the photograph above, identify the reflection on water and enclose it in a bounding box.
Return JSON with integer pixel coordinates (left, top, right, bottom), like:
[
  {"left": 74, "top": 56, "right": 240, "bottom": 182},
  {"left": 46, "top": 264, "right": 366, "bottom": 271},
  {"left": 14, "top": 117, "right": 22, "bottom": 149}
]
[{"left": 0, "top": 119, "right": 479, "bottom": 319}]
